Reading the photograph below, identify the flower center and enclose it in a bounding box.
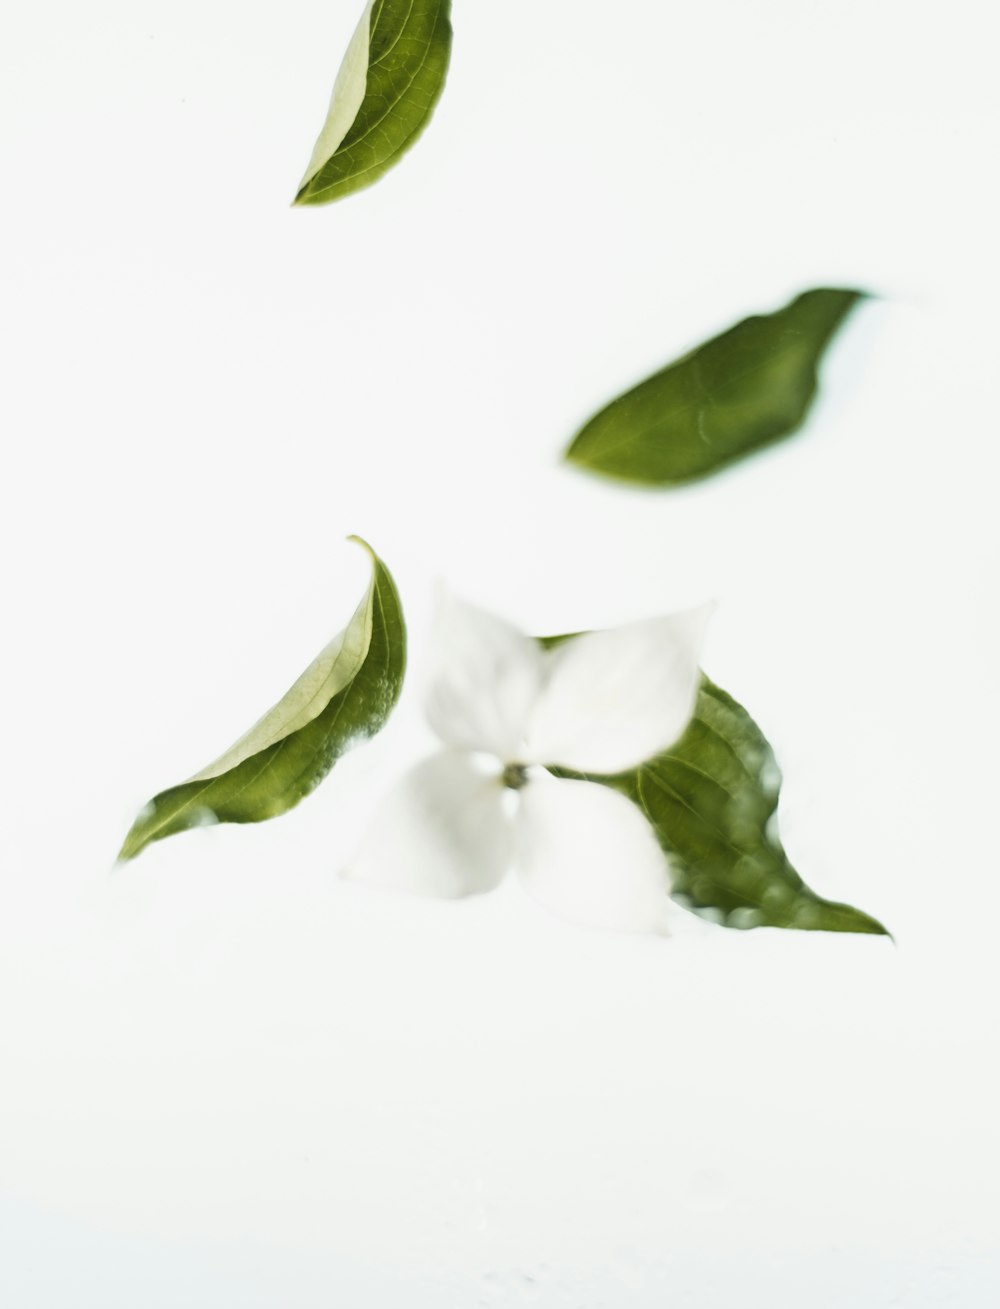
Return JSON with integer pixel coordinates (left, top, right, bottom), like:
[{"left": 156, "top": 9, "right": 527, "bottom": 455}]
[{"left": 501, "top": 762, "right": 529, "bottom": 791}]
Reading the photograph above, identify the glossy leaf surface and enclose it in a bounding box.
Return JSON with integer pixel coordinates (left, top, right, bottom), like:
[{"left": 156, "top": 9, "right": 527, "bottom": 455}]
[
  {"left": 540, "top": 634, "right": 887, "bottom": 935},
  {"left": 565, "top": 288, "right": 865, "bottom": 485},
  {"left": 118, "top": 539, "right": 406, "bottom": 862},
  {"left": 636, "top": 677, "right": 888, "bottom": 934},
  {"left": 295, "top": 0, "right": 452, "bottom": 206}
]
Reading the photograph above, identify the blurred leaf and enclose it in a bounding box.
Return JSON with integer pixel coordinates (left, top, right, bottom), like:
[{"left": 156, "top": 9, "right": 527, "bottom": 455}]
[
  {"left": 540, "top": 634, "right": 887, "bottom": 935},
  {"left": 118, "top": 538, "right": 406, "bottom": 862},
  {"left": 294, "top": 0, "right": 452, "bottom": 206},
  {"left": 565, "top": 288, "right": 866, "bottom": 486}
]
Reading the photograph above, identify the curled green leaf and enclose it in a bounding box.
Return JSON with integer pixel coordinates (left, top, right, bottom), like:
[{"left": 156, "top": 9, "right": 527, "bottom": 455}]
[
  {"left": 565, "top": 288, "right": 867, "bottom": 486},
  {"left": 118, "top": 538, "right": 406, "bottom": 862},
  {"left": 294, "top": 0, "right": 452, "bottom": 207}
]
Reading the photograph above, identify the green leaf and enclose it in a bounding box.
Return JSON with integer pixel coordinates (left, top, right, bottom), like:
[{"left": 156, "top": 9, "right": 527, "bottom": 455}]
[
  {"left": 118, "top": 538, "right": 406, "bottom": 862},
  {"left": 539, "top": 633, "right": 887, "bottom": 935},
  {"left": 636, "top": 677, "right": 889, "bottom": 934},
  {"left": 294, "top": 0, "right": 452, "bottom": 207},
  {"left": 564, "top": 288, "right": 866, "bottom": 486}
]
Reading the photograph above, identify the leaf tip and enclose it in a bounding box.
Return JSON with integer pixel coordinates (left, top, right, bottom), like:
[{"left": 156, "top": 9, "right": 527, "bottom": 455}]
[
  {"left": 845, "top": 286, "right": 875, "bottom": 313},
  {"left": 114, "top": 830, "right": 142, "bottom": 865},
  {"left": 840, "top": 896, "right": 892, "bottom": 939},
  {"left": 346, "top": 533, "right": 376, "bottom": 564},
  {"left": 562, "top": 438, "right": 583, "bottom": 468},
  {"left": 561, "top": 432, "right": 604, "bottom": 479},
  {"left": 838, "top": 904, "right": 894, "bottom": 939},
  {"left": 800, "top": 284, "right": 871, "bottom": 301},
  {"left": 800, "top": 285, "right": 876, "bottom": 324},
  {"left": 115, "top": 796, "right": 161, "bottom": 864}
]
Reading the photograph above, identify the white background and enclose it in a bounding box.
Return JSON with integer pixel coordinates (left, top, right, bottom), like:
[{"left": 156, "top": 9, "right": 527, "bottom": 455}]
[{"left": 1, "top": 0, "right": 998, "bottom": 1304}]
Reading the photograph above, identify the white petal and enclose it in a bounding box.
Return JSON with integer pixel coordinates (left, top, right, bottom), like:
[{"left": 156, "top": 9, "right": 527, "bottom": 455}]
[
  {"left": 345, "top": 752, "right": 513, "bottom": 898},
  {"left": 515, "top": 778, "right": 678, "bottom": 934},
  {"left": 424, "top": 590, "right": 545, "bottom": 759},
  {"left": 523, "top": 607, "right": 713, "bottom": 774}
]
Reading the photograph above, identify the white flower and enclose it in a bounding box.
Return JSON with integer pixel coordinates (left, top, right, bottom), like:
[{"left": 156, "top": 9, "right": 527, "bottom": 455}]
[{"left": 346, "top": 592, "right": 712, "bottom": 934}]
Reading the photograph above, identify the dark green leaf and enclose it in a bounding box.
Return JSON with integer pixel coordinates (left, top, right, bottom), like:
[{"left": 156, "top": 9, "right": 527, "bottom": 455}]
[
  {"left": 118, "top": 538, "right": 406, "bottom": 862},
  {"left": 564, "top": 288, "right": 866, "bottom": 486},
  {"left": 540, "top": 631, "right": 887, "bottom": 935},
  {"left": 294, "top": 0, "right": 452, "bottom": 207},
  {"left": 636, "top": 676, "right": 889, "bottom": 934}
]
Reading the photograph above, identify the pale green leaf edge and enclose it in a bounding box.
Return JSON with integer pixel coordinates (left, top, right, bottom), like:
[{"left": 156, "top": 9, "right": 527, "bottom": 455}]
[
  {"left": 294, "top": 0, "right": 453, "bottom": 207},
  {"left": 117, "top": 537, "right": 405, "bottom": 862}
]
